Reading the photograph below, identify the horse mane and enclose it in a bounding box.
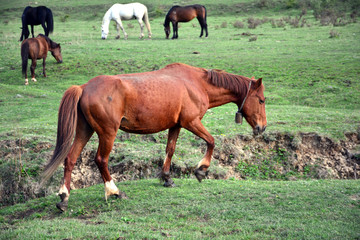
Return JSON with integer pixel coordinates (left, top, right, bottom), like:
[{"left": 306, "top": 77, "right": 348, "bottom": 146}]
[
  {"left": 207, "top": 69, "right": 250, "bottom": 98},
  {"left": 38, "top": 34, "right": 58, "bottom": 48}
]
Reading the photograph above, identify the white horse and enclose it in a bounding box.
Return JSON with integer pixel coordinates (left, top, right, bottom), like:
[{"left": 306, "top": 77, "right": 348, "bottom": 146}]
[{"left": 101, "top": 3, "right": 152, "bottom": 40}]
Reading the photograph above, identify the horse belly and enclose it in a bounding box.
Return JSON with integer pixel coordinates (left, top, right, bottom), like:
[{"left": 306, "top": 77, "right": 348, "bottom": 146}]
[{"left": 119, "top": 102, "right": 180, "bottom": 134}]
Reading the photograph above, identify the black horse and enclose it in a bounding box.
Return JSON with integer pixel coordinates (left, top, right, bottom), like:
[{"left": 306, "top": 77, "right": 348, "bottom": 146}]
[
  {"left": 164, "top": 5, "right": 208, "bottom": 39},
  {"left": 19, "top": 6, "right": 54, "bottom": 42}
]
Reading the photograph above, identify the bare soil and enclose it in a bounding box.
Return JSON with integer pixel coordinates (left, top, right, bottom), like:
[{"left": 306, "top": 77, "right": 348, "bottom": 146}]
[{"left": 1, "top": 132, "right": 359, "bottom": 206}]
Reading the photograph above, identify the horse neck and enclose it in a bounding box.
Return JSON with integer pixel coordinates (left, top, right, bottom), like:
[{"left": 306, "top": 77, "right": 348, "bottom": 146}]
[
  {"left": 206, "top": 85, "right": 238, "bottom": 109},
  {"left": 164, "top": 16, "right": 170, "bottom": 27},
  {"left": 102, "top": 10, "right": 111, "bottom": 30},
  {"left": 205, "top": 70, "right": 250, "bottom": 109}
]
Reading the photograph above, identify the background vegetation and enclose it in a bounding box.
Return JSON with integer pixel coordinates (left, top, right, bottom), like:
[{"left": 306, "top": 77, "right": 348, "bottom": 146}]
[{"left": 0, "top": 0, "right": 359, "bottom": 238}]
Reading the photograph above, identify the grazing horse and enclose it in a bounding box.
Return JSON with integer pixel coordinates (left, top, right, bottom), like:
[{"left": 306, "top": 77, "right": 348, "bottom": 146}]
[
  {"left": 101, "top": 3, "right": 152, "bottom": 40},
  {"left": 19, "top": 6, "right": 54, "bottom": 41},
  {"left": 41, "top": 63, "right": 267, "bottom": 211},
  {"left": 164, "top": 5, "right": 208, "bottom": 39},
  {"left": 21, "top": 34, "right": 63, "bottom": 85}
]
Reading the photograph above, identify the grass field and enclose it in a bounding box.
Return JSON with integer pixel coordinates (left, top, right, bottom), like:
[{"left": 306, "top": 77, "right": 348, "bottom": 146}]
[
  {"left": 0, "top": 0, "right": 359, "bottom": 140},
  {"left": 0, "top": 0, "right": 360, "bottom": 238},
  {"left": 1, "top": 179, "right": 360, "bottom": 239}
]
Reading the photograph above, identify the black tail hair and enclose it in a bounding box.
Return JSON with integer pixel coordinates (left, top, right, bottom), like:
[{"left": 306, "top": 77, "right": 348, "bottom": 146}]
[
  {"left": 21, "top": 41, "right": 29, "bottom": 76},
  {"left": 46, "top": 8, "right": 54, "bottom": 34}
]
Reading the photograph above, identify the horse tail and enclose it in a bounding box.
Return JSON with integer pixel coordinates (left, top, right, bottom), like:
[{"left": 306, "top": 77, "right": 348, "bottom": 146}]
[
  {"left": 40, "top": 86, "right": 83, "bottom": 186},
  {"left": 203, "top": 5, "right": 207, "bottom": 22},
  {"left": 21, "top": 41, "right": 29, "bottom": 76},
  {"left": 46, "top": 8, "right": 54, "bottom": 34},
  {"left": 20, "top": 7, "right": 31, "bottom": 41},
  {"left": 143, "top": 7, "right": 152, "bottom": 36}
]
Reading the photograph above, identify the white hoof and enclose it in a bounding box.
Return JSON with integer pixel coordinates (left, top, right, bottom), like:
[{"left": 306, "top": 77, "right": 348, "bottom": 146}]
[
  {"left": 24, "top": 79, "right": 29, "bottom": 85},
  {"left": 31, "top": 78, "right": 37, "bottom": 82}
]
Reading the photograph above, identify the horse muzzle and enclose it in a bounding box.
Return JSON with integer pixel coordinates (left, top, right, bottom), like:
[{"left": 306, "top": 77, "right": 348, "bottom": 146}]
[{"left": 253, "top": 125, "right": 266, "bottom": 136}]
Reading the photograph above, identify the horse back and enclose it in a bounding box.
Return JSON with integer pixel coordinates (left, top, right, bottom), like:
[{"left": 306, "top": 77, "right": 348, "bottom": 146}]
[
  {"left": 169, "top": 5, "right": 206, "bottom": 22},
  {"left": 23, "top": 6, "right": 49, "bottom": 25},
  {"left": 80, "top": 65, "right": 209, "bottom": 134},
  {"left": 21, "top": 37, "right": 48, "bottom": 59}
]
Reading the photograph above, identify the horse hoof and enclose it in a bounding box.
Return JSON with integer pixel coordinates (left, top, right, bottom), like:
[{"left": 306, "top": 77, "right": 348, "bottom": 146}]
[
  {"left": 163, "top": 179, "right": 176, "bottom": 188},
  {"left": 31, "top": 78, "right": 37, "bottom": 82},
  {"left": 116, "top": 191, "right": 128, "bottom": 199},
  {"left": 115, "top": 36, "right": 120, "bottom": 39},
  {"left": 24, "top": 79, "right": 29, "bottom": 85},
  {"left": 194, "top": 168, "right": 207, "bottom": 182},
  {"left": 56, "top": 201, "right": 68, "bottom": 212}
]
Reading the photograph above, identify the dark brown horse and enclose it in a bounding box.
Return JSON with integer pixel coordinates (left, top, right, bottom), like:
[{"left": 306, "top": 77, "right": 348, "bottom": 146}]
[
  {"left": 41, "top": 63, "right": 266, "bottom": 211},
  {"left": 164, "top": 5, "right": 208, "bottom": 39},
  {"left": 19, "top": 6, "right": 54, "bottom": 41},
  {"left": 21, "top": 34, "right": 62, "bottom": 85}
]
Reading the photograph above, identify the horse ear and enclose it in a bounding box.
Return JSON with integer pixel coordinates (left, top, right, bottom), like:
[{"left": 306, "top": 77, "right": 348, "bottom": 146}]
[{"left": 254, "top": 78, "right": 263, "bottom": 89}]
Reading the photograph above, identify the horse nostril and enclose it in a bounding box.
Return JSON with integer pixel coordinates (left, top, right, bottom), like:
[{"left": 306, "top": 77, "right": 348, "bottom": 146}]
[{"left": 263, "top": 126, "right": 267, "bottom": 132}]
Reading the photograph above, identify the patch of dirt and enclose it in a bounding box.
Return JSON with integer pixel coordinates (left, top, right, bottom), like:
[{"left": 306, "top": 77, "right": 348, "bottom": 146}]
[
  {"left": 65, "top": 131, "right": 360, "bottom": 189},
  {"left": 0, "top": 132, "right": 359, "bottom": 206}
]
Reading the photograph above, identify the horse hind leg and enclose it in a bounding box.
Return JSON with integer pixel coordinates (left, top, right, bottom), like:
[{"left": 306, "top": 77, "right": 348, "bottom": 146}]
[
  {"left": 30, "top": 59, "right": 37, "bottom": 82},
  {"left": 137, "top": 18, "right": 145, "bottom": 39},
  {"left": 57, "top": 112, "right": 94, "bottom": 211},
  {"left": 31, "top": 25, "right": 35, "bottom": 38},
  {"left": 95, "top": 132, "right": 127, "bottom": 200},
  {"left": 42, "top": 22, "right": 48, "bottom": 36}
]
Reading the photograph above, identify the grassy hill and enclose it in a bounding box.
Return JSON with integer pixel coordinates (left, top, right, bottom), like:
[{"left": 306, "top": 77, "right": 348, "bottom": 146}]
[{"left": 0, "top": 0, "right": 359, "bottom": 237}]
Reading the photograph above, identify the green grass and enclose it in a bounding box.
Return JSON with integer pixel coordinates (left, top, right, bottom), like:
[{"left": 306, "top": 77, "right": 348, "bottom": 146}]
[
  {"left": 0, "top": 0, "right": 360, "bottom": 238},
  {"left": 1, "top": 1, "right": 359, "bottom": 140},
  {"left": 1, "top": 179, "right": 359, "bottom": 239}
]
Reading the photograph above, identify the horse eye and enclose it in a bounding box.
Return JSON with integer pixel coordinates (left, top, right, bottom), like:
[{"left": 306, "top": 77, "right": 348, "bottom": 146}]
[{"left": 259, "top": 99, "right": 265, "bottom": 104}]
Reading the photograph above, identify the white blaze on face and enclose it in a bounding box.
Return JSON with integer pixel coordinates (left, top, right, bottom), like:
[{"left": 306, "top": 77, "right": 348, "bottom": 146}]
[{"left": 104, "top": 180, "right": 120, "bottom": 200}]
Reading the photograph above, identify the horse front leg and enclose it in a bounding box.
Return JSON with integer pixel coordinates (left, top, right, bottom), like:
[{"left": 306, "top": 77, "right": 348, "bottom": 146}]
[
  {"left": 197, "top": 17, "right": 204, "bottom": 37},
  {"left": 42, "top": 57, "right": 47, "bottom": 77},
  {"left": 161, "top": 126, "right": 181, "bottom": 187},
  {"left": 115, "top": 18, "right": 127, "bottom": 40},
  {"left": 184, "top": 118, "right": 215, "bottom": 182},
  {"left": 57, "top": 115, "right": 94, "bottom": 211}
]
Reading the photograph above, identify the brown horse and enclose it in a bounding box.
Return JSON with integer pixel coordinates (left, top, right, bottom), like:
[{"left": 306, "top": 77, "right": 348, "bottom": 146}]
[
  {"left": 41, "top": 63, "right": 267, "bottom": 211},
  {"left": 21, "top": 34, "right": 62, "bottom": 85},
  {"left": 164, "top": 5, "right": 208, "bottom": 39}
]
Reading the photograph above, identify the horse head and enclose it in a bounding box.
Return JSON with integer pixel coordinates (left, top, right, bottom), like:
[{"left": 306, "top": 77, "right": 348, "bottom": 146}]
[
  {"left": 237, "top": 78, "right": 267, "bottom": 136},
  {"left": 101, "top": 25, "right": 109, "bottom": 39},
  {"left": 51, "top": 43, "right": 63, "bottom": 63},
  {"left": 163, "top": 24, "right": 171, "bottom": 39}
]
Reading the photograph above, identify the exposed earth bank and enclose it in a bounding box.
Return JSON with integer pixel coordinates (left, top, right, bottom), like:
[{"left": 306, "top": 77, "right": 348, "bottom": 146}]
[{"left": 1, "top": 131, "right": 359, "bottom": 206}]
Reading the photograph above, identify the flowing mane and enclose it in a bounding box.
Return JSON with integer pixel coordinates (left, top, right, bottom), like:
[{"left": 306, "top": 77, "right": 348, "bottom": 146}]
[{"left": 207, "top": 69, "right": 251, "bottom": 98}]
